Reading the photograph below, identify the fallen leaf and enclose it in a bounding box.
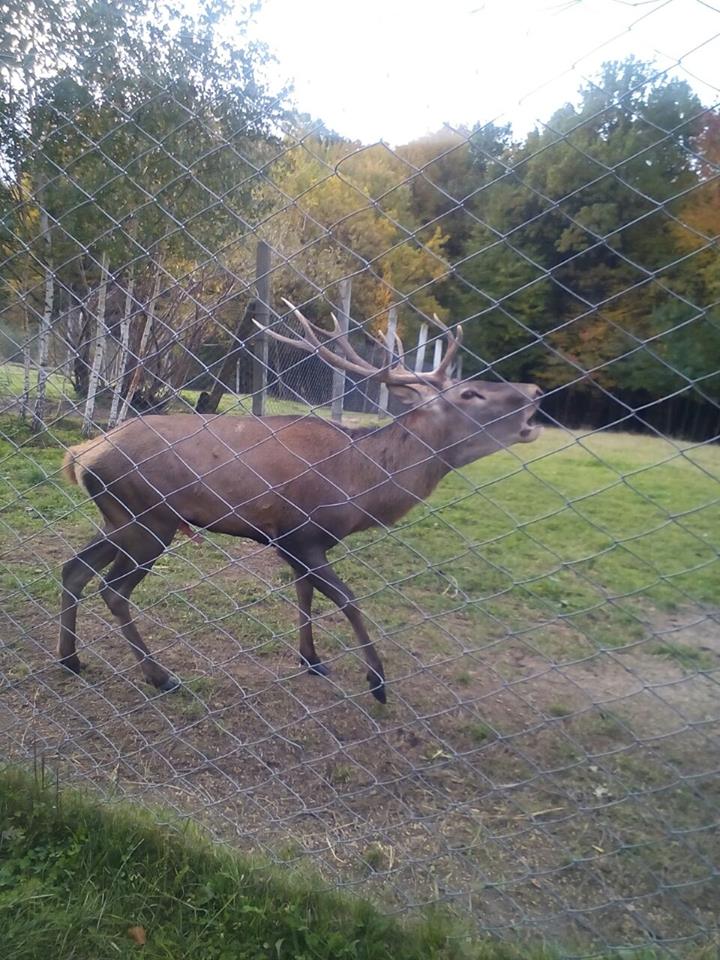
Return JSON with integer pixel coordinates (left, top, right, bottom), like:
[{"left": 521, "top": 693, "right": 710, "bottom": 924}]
[{"left": 128, "top": 926, "right": 146, "bottom": 946}]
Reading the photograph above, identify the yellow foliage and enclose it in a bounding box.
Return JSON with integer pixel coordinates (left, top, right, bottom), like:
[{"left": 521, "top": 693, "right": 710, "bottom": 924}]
[{"left": 260, "top": 135, "right": 450, "bottom": 332}]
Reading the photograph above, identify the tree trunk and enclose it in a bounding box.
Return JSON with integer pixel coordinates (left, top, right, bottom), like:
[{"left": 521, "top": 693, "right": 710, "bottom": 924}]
[
  {"left": 196, "top": 299, "right": 255, "bottom": 414},
  {"left": 82, "top": 253, "right": 110, "bottom": 437},
  {"left": 21, "top": 290, "right": 33, "bottom": 421},
  {"left": 64, "top": 301, "right": 82, "bottom": 379},
  {"left": 70, "top": 309, "right": 91, "bottom": 398},
  {"left": 107, "top": 271, "right": 134, "bottom": 429},
  {"left": 30, "top": 187, "right": 53, "bottom": 434},
  {"left": 30, "top": 266, "right": 54, "bottom": 432},
  {"left": 117, "top": 261, "right": 162, "bottom": 424}
]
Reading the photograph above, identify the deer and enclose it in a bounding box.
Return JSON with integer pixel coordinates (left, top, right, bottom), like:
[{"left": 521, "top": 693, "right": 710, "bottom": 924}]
[{"left": 60, "top": 301, "right": 543, "bottom": 703}]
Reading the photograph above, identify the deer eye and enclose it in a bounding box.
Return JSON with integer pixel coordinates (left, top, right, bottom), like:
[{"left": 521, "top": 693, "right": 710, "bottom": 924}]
[{"left": 461, "top": 389, "right": 486, "bottom": 401}]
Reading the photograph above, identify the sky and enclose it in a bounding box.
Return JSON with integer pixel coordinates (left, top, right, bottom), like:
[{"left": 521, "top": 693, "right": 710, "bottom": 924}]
[{"left": 247, "top": 0, "right": 720, "bottom": 145}]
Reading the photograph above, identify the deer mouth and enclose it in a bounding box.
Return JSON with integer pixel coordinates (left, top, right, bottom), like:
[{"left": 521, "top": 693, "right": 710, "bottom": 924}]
[{"left": 519, "top": 410, "right": 542, "bottom": 442}]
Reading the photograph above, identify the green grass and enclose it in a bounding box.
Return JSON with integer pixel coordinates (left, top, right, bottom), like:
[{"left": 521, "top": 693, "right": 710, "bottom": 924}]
[
  {"left": 325, "top": 427, "right": 720, "bottom": 660},
  {"left": 461, "top": 721, "right": 495, "bottom": 743},
  {"left": 0, "top": 416, "right": 718, "bottom": 957},
  {"left": 0, "top": 361, "right": 75, "bottom": 401},
  {"left": 0, "top": 765, "right": 602, "bottom": 960},
  {"left": 648, "top": 641, "right": 713, "bottom": 670},
  {"left": 176, "top": 387, "right": 385, "bottom": 424},
  {"left": 0, "top": 362, "right": 383, "bottom": 425},
  {"left": 0, "top": 414, "right": 718, "bottom": 665},
  {"left": 546, "top": 702, "right": 573, "bottom": 719}
]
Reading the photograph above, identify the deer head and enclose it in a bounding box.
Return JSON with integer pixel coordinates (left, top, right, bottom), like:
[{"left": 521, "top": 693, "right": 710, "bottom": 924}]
[{"left": 256, "top": 300, "right": 543, "bottom": 468}]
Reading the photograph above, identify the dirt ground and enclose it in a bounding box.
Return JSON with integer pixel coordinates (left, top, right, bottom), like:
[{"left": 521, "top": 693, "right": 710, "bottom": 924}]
[{"left": 1, "top": 533, "right": 718, "bottom": 955}]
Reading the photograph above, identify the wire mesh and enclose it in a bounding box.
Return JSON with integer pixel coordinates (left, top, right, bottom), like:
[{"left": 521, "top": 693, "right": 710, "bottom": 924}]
[{"left": 1, "top": 1, "right": 719, "bottom": 955}]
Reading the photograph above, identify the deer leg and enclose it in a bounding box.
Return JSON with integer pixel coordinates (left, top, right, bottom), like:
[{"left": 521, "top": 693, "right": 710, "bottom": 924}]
[
  {"left": 59, "top": 532, "right": 119, "bottom": 674},
  {"left": 295, "top": 575, "right": 330, "bottom": 677},
  {"left": 307, "top": 552, "right": 386, "bottom": 704},
  {"left": 276, "top": 548, "right": 328, "bottom": 677},
  {"left": 99, "top": 530, "right": 179, "bottom": 692}
]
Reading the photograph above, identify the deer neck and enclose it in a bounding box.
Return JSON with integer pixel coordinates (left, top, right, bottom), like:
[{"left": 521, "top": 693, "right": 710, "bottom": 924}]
[{"left": 354, "top": 410, "right": 450, "bottom": 511}]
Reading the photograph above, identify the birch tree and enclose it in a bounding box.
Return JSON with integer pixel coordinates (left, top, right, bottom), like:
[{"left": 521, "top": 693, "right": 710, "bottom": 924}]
[
  {"left": 107, "top": 271, "right": 134, "bottom": 429},
  {"left": 30, "top": 183, "right": 54, "bottom": 434},
  {"left": 117, "top": 262, "right": 162, "bottom": 424},
  {"left": 81, "top": 253, "right": 110, "bottom": 437}
]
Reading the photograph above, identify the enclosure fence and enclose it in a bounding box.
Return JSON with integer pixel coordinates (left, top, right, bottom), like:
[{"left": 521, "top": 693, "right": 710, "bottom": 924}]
[{"left": 0, "top": 1, "right": 719, "bottom": 955}]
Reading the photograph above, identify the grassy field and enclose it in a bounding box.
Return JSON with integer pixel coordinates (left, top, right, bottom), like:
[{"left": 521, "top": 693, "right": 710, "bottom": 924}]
[
  {"left": 0, "top": 412, "right": 718, "bottom": 956},
  {"left": 0, "top": 361, "right": 76, "bottom": 405},
  {"left": 2, "top": 766, "right": 545, "bottom": 960},
  {"left": 0, "top": 360, "right": 382, "bottom": 423}
]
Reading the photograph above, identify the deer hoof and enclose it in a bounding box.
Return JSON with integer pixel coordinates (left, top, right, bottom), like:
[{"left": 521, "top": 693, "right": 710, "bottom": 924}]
[
  {"left": 59, "top": 655, "right": 84, "bottom": 676},
  {"left": 301, "top": 657, "right": 330, "bottom": 678},
  {"left": 155, "top": 674, "right": 181, "bottom": 694},
  {"left": 367, "top": 672, "right": 387, "bottom": 704}
]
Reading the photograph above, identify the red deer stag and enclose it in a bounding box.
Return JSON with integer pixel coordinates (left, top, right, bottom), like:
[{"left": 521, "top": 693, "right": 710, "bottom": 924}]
[{"left": 60, "top": 302, "right": 543, "bottom": 702}]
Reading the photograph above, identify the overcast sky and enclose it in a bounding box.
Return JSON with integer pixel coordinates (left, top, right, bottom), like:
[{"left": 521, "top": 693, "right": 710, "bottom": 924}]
[{"left": 247, "top": 0, "right": 719, "bottom": 144}]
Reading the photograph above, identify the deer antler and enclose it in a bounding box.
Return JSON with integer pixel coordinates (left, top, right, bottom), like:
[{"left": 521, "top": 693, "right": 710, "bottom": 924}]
[
  {"left": 428, "top": 313, "right": 463, "bottom": 381},
  {"left": 254, "top": 301, "right": 461, "bottom": 388}
]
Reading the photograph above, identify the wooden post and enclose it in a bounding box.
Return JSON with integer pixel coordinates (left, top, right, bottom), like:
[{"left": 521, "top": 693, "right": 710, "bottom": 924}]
[
  {"left": 330, "top": 278, "right": 352, "bottom": 422},
  {"left": 432, "top": 335, "right": 443, "bottom": 372},
  {"left": 414, "top": 322, "right": 428, "bottom": 373},
  {"left": 454, "top": 348, "right": 463, "bottom": 381},
  {"left": 252, "top": 241, "right": 270, "bottom": 417},
  {"left": 377, "top": 306, "right": 397, "bottom": 416}
]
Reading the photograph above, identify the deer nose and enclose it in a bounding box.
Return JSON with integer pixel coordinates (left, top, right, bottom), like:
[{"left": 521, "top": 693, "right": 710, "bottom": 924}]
[{"left": 519, "top": 383, "right": 543, "bottom": 400}]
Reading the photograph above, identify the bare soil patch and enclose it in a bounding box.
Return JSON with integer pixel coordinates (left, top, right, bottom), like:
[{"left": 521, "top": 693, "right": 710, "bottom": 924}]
[{"left": 1, "top": 534, "right": 718, "bottom": 954}]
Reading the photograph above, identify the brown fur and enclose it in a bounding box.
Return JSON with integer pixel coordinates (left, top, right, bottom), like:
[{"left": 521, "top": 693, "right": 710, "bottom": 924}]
[{"left": 63, "top": 434, "right": 115, "bottom": 489}]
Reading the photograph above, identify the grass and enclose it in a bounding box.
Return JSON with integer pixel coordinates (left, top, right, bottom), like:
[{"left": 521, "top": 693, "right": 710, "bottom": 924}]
[
  {"left": 0, "top": 361, "right": 75, "bottom": 402},
  {"left": 0, "top": 412, "right": 718, "bottom": 955},
  {"left": 648, "top": 641, "right": 714, "bottom": 670},
  {"left": 0, "top": 764, "right": 621, "bottom": 960},
  {"left": 0, "top": 767, "right": 456, "bottom": 959},
  {"left": 461, "top": 721, "right": 495, "bottom": 743},
  {"left": 546, "top": 702, "right": 573, "bottom": 719},
  {"left": 0, "top": 360, "right": 383, "bottom": 425},
  {"left": 0, "top": 414, "right": 718, "bottom": 661}
]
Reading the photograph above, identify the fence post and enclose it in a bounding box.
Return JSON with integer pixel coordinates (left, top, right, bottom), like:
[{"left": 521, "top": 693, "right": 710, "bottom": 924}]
[
  {"left": 414, "top": 322, "right": 428, "bottom": 373},
  {"left": 378, "top": 306, "right": 397, "bottom": 416},
  {"left": 331, "top": 278, "right": 352, "bottom": 423},
  {"left": 432, "top": 335, "right": 443, "bottom": 371},
  {"left": 253, "top": 241, "right": 270, "bottom": 417}
]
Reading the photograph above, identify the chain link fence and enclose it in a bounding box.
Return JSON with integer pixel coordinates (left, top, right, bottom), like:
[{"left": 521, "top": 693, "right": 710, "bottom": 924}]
[{"left": 1, "top": 1, "right": 718, "bottom": 954}]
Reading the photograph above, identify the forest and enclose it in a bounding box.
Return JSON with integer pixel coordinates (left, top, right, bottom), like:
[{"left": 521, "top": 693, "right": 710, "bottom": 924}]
[{"left": 1, "top": 0, "right": 718, "bottom": 438}]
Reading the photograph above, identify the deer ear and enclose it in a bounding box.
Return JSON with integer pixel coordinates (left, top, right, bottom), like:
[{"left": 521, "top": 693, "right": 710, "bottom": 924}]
[{"left": 388, "top": 383, "right": 431, "bottom": 407}]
